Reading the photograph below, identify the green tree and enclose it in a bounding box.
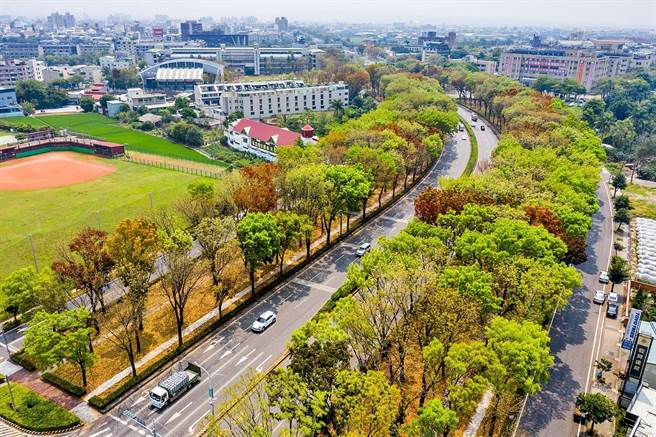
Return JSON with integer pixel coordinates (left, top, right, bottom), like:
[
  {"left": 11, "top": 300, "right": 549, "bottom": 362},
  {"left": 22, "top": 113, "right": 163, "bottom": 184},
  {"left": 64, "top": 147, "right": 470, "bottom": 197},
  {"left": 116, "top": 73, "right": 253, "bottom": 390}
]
[
  {"left": 576, "top": 392, "right": 617, "bottom": 433},
  {"left": 614, "top": 207, "right": 630, "bottom": 232},
  {"left": 611, "top": 172, "right": 626, "bottom": 198},
  {"left": 174, "top": 96, "right": 190, "bottom": 109},
  {"left": 24, "top": 308, "right": 95, "bottom": 386},
  {"left": 236, "top": 212, "right": 280, "bottom": 296},
  {"left": 0, "top": 267, "right": 51, "bottom": 321},
  {"left": 324, "top": 165, "right": 372, "bottom": 244},
  {"left": 404, "top": 399, "right": 458, "bottom": 437},
  {"left": 79, "top": 96, "right": 95, "bottom": 113},
  {"left": 608, "top": 255, "right": 629, "bottom": 292},
  {"left": 614, "top": 194, "right": 631, "bottom": 211},
  {"left": 20, "top": 101, "right": 35, "bottom": 115},
  {"left": 274, "top": 211, "right": 307, "bottom": 276}
]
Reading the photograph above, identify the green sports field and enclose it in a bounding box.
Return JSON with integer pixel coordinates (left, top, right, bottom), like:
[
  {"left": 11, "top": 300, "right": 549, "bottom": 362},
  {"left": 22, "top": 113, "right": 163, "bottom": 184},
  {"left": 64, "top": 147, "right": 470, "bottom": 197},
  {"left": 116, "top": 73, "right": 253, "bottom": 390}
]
[
  {"left": 2, "top": 113, "right": 223, "bottom": 165},
  {"left": 0, "top": 155, "right": 213, "bottom": 276}
]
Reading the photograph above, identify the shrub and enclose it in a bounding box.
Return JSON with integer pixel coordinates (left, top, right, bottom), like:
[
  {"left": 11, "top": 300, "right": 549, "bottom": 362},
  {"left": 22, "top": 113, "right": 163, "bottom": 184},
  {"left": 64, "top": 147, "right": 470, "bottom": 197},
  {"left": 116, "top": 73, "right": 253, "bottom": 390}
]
[
  {"left": 42, "top": 372, "right": 85, "bottom": 397},
  {"left": 9, "top": 350, "right": 36, "bottom": 372},
  {"left": 2, "top": 318, "right": 21, "bottom": 332},
  {"left": 0, "top": 382, "right": 80, "bottom": 432}
]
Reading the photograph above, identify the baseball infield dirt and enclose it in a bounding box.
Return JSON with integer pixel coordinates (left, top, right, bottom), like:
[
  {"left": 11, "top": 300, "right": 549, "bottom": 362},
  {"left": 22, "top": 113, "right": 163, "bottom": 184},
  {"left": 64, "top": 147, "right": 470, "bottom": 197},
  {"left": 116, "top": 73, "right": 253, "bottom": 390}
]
[{"left": 0, "top": 152, "right": 116, "bottom": 191}]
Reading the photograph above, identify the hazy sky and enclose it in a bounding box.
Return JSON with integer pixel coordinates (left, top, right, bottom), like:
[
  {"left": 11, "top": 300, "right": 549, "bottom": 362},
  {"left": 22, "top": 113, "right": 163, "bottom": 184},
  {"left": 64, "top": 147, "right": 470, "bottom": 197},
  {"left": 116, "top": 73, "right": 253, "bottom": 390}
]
[{"left": 5, "top": 0, "right": 656, "bottom": 28}]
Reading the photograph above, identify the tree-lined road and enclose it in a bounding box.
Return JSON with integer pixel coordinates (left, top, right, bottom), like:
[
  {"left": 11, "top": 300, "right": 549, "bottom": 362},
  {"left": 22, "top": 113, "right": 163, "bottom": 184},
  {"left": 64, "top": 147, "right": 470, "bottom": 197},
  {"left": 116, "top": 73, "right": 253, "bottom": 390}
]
[
  {"left": 77, "top": 111, "right": 496, "bottom": 437},
  {"left": 516, "top": 172, "right": 614, "bottom": 436}
]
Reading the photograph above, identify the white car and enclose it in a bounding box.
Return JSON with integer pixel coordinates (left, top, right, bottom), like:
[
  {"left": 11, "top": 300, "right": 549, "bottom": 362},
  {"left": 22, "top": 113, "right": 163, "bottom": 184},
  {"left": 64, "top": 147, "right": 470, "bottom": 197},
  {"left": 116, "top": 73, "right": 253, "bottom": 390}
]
[
  {"left": 355, "top": 242, "right": 371, "bottom": 257},
  {"left": 251, "top": 311, "right": 276, "bottom": 332},
  {"left": 607, "top": 292, "right": 619, "bottom": 304},
  {"left": 593, "top": 290, "right": 606, "bottom": 304},
  {"left": 599, "top": 271, "right": 609, "bottom": 283},
  {"left": 461, "top": 135, "right": 467, "bottom": 140},
  {"left": 471, "top": 122, "right": 477, "bottom": 127}
]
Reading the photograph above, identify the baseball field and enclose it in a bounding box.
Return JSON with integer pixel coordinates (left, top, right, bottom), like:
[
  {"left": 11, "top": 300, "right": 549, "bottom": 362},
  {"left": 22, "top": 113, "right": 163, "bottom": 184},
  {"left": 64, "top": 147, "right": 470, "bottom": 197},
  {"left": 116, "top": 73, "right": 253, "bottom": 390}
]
[
  {"left": 1, "top": 113, "right": 223, "bottom": 165},
  {"left": 0, "top": 151, "right": 213, "bottom": 276}
]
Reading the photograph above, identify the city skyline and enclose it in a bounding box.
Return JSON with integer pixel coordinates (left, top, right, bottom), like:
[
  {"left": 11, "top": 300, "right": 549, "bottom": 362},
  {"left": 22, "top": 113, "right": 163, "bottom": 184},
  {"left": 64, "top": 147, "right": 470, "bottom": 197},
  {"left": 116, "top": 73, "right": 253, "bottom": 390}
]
[{"left": 4, "top": 0, "right": 656, "bottom": 28}]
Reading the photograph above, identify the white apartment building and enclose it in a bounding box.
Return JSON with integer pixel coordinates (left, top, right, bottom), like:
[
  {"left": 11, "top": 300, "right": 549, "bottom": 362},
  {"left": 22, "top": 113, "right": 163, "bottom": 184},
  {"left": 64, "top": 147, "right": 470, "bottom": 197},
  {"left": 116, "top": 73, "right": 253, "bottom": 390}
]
[
  {"left": 42, "top": 65, "right": 102, "bottom": 84},
  {"left": 194, "top": 80, "right": 349, "bottom": 120},
  {"left": 0, "top": 59, "right": 44, "bottom": 87}
]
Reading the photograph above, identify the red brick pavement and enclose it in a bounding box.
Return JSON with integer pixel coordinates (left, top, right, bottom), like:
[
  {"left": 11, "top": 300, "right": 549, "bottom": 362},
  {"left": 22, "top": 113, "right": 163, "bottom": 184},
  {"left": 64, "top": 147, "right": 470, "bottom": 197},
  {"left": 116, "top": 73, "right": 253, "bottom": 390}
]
[{"left": 10, "top": 370, "right": 82, "bottom": 410}]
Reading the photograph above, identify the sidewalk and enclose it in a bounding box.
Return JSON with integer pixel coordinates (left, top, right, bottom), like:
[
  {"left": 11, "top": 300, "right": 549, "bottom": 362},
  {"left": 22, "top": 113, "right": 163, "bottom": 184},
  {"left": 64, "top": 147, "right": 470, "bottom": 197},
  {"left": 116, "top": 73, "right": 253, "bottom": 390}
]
[{"left": 11, "top": 369, "right": 81, "bottom": 409}]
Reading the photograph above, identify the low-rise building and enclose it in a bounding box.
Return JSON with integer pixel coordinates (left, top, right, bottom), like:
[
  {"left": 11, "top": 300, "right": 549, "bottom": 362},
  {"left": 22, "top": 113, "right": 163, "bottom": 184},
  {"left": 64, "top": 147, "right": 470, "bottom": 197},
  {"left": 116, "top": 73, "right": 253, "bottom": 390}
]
[
  {"left": 625, "top": 383, "right": 656, "bottom": 437},
  {"left": 0, "top": 87, "right": 23, "bottom": 118},
  {"left": 99, "top": 55, "right": 134, "bottom": 71},
  {"left": 226, "top": 118, "right": 306, "bottom": 161},
  {"left": 195, "top": 80, "right": 348, "bottom": 120},
  {"left": 1, "top": 42, "right": 43, "bottom": 59},
  {"left": 125, "top": 88, "right": 167, "bottom": 109}
]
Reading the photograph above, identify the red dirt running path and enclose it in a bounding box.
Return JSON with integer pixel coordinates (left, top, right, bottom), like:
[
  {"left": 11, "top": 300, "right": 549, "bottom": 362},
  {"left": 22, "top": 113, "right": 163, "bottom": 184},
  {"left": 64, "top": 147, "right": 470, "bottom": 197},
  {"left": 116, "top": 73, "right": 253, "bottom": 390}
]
[{"left": 0, "top": 152, "right": 115, "bottom": 191}]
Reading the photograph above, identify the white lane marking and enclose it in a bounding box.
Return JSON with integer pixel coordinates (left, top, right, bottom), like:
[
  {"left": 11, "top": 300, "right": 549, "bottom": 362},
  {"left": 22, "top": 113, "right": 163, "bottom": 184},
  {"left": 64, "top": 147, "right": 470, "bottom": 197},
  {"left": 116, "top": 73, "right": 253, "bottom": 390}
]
[
  {"left": 201, "top": 340, "right": 237, "bottom": 366},
  {"left": 236, "top": 348, "right": 257, "bottom": 366},
  {"left": 172, "top": 352, "right": 264, "bottom": 433},
  {"left": 89, "top": 427, "right": 110, "bottom": 437},
  {"left": 166, "top": 400, "right": 193, "bottom": 424},
  {"left": 256, "top": 354, "right": 272, "bottom": 373},
  {"left": 109, "top": 415, "right": 128, "bottom": 425},
  {"left": 188, "top": 412, "right": 209, "bottom": 434},
  {"left": 292, "top": 278, "right": 336, "bottom": 293},
  {"left": 132, "top": 395, "right": 145, "bottom": 406},
  {"left": 203, "top": 336, "right": 225, "bottom": 353}
]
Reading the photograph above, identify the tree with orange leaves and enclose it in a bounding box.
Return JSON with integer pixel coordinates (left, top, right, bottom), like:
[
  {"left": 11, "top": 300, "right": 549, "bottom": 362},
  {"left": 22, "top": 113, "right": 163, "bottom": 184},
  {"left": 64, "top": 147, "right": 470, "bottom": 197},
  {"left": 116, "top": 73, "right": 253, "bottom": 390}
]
[{"left": 233, "top": 163, "right": 280, "bottom": 213}]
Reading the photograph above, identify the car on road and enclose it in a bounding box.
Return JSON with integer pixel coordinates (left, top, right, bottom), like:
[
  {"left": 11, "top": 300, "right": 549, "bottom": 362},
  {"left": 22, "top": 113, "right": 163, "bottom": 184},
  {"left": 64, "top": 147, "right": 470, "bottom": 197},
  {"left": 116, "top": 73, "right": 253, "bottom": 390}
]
[
  {"left": 607, "top": 292, "right": 619, "bottom": 304},
  {"left": 459, "top": 124, "right": 464, "bottom": 132},
  {"left": 593, "top": 290, "right": 606, "bottom": 304},
  {"left": 461, "top": 135, "right": 467, "bottom": 140},
  {"left": 471, "top": 122, "right": 477, "bottom": 127},
  {"left": 355, "top": 242, "right": 371, "bottom": 257},
  {"left": 599, "top": 271, "right": 609, "bottom": 283},
  {"left": 607, "top": 302, "right": 618, "bottom": 318},
  {"left": 480, "top": 125, "right": 486, "bottom": 131},
  {"left": 251, "top": 311, "right": 276, "bottom": 332}
]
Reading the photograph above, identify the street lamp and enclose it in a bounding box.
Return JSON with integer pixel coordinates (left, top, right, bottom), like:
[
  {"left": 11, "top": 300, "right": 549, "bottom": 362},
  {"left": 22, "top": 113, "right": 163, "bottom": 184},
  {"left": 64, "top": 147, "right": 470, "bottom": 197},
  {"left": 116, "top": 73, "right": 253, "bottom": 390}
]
[{"left": 196, "top": 363, "right": 215, "bottom": 416}]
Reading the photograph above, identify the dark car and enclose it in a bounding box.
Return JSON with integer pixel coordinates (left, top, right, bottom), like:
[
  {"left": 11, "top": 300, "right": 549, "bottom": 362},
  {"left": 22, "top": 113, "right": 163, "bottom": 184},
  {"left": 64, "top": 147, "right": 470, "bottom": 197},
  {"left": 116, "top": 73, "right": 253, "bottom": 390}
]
[{"left": 607, "top": 302, "right": 618, "bottom": 318}]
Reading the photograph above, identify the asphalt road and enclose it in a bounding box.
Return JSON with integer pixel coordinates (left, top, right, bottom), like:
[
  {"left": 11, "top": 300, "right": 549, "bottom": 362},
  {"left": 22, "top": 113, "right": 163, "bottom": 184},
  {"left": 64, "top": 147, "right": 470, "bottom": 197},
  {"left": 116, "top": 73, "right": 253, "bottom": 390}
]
[
  {"left": 456, "top": 106, "right": 498, "bottom": 173},
  {"left": 76, "top": 113, "right": 498, "bottom": 437},
  {"left": 516, "top": 172, "right": 614, "bottom": 436}
]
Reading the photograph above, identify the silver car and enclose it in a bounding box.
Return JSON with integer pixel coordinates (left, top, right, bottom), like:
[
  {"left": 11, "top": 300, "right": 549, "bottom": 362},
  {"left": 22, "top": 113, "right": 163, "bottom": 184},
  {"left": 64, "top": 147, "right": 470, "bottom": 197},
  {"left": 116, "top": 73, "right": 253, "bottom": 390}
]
[
  {"left": 251, "top": 311, "right": 276, "bottom": 332},
  {"left": 599, "top": 271, "right": 609, "bottom": 283},
  {"left": 355, "top": 242, "right": 371, "bottom": 257},
  {"left": 593, "top": 290, "right": 605, "bottom": 304}
]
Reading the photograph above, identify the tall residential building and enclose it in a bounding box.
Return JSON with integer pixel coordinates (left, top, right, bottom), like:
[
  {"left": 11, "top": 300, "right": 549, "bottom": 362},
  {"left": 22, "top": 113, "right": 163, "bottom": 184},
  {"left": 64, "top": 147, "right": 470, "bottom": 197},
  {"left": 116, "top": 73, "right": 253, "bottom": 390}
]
[
  {"left": 47, "top": 12, "right": 76, "bottom": 29},
  {"left": 194, "top": 80, "right": 349, "bottom": 120},
  {"left": 499, "top": 47, "right": 655, "bottom": 91},
  {"left": 0, "top": 60, "right": 44, "bottom": 87},
  {"left": 275, "top": 17, "right": 289, "bottom": 32}
]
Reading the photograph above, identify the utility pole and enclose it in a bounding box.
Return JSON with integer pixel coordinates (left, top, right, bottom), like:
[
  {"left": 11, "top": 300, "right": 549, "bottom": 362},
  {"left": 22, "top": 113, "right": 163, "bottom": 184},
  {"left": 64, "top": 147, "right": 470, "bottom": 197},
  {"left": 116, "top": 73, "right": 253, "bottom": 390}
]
[{"left": 149, "top": 192, "right": 154, "bottom": 209}]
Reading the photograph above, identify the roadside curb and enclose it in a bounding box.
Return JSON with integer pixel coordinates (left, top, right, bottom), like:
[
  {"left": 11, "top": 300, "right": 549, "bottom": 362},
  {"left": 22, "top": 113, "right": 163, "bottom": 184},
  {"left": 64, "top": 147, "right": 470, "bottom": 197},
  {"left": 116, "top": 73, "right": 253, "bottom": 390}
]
[{"left": 0, "top": 414, "right": 83, "bottom": 436}]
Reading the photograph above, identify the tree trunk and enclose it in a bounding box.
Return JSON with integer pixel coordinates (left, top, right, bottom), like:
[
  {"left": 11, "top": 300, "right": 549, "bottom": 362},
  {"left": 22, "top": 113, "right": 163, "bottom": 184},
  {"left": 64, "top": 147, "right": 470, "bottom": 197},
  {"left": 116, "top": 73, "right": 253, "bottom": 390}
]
[
  {"left": 346, "top": 214, "right": 350, "bottom": 231},
  {"left": 398, "top": 344, "right": 406, "bottom": 384},
  {"left": 362, "top": 199, "right": 367, "bottom": 221},
  {"left": 419, "top": 367, "right": 428, "bottom": 408},
  {"left": 279, "top": 252, "right": 285, "bottom": 277},
  {"left": 79, "top": 362, "right": 88, "bottom": 386},
  {"left": 326, "top": 217, "right": 333, "bottom": 245},
  {"left": 249, "top": 268, "right": 256, "bottom": 297},
  {"left": 135, "top": 328, "right": 141, "bottom": 354},
  {"left": 611, "top": 281, "right": 616, "bottom": 292},
  {"left": 98, "top": 292, "right": 106, "bottom": 314},
  {"left": 176, "top": 317, "right": 184, "bottom": 349},
  {"left": 305, "top": 232, "right": 311, "bottom": 260},
  {"left": 128, "top": 346, "right": 137, "bottom": 378},
  {"left": 339, "top": 214, "right": 343, "bottom": 235},
  {"left": 378, "top": 187, "right": 384, "bottom": 209}
]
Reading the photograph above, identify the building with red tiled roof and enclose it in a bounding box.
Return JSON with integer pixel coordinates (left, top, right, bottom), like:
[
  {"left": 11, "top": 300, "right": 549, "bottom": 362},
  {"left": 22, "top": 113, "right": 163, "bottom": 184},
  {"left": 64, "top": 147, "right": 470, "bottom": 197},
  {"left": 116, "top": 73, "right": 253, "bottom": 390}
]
[{"left": 226, "top": 118, "right": 303, "bottom": 161}]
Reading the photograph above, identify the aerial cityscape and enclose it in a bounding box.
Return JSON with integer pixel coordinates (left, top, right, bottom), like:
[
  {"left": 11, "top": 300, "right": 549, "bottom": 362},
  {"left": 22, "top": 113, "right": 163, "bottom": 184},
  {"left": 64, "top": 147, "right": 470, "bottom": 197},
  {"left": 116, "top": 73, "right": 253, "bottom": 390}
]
[{"left": 0, "top": 1, "right": 654, "bottom": 436}]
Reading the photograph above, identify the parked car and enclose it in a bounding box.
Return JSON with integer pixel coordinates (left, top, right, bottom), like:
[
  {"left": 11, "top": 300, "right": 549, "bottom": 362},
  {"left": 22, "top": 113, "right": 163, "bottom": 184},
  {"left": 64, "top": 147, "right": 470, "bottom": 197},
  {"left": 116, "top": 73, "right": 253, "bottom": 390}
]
[
  {"left": 599, "top": 271, "right": 609, "bottom": 283},
  {"left": 607, "top": 292, "right": 619, "bottom": 304},
  {"left": 480, "top": 125, "right": 486, "bottom": 131},
  {"left": 355, "top": 242, "right": 371, "bottom": 257},
  {"left": 607, "top": 302, "right": 618, "bottom": 318},
  {"left": 251, "top": 311, "right": 276, "bottom": 332},
  {"left": 593, "top": 290, "right": 606, "bottom": 304}
]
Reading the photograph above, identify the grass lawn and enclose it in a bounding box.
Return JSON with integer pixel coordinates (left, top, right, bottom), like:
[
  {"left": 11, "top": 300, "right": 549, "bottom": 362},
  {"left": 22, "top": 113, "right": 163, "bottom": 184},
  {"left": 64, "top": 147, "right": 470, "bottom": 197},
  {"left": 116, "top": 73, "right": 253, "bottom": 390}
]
[
  {"left": 624, "top": 183, "right": 656, "bottom": 220},
  {"left": 2, "top": 114, "right": 223, "bottom": 165},
  {"left": 0, "top": 154, "right": 213, "bottom": 276},
  {"left": 0, "top": 382, "right": 81, "bottom": 432}
]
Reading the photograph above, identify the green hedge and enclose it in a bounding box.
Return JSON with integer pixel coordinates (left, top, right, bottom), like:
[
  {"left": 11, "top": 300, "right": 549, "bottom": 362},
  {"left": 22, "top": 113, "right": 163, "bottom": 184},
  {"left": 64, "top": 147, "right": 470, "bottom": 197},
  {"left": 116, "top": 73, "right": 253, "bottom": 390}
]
[
  {"left": 461, "top": 116, "right": 479, "bottom": 176},
  {"left": 0, "top": 382, "right": 81, "bottom": 432},
  {"left": 42, "top": 372, "right": 85, "bottom": 398},
  {"left": 9, "top": 350, "right": 36, "bottom": 372}
]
